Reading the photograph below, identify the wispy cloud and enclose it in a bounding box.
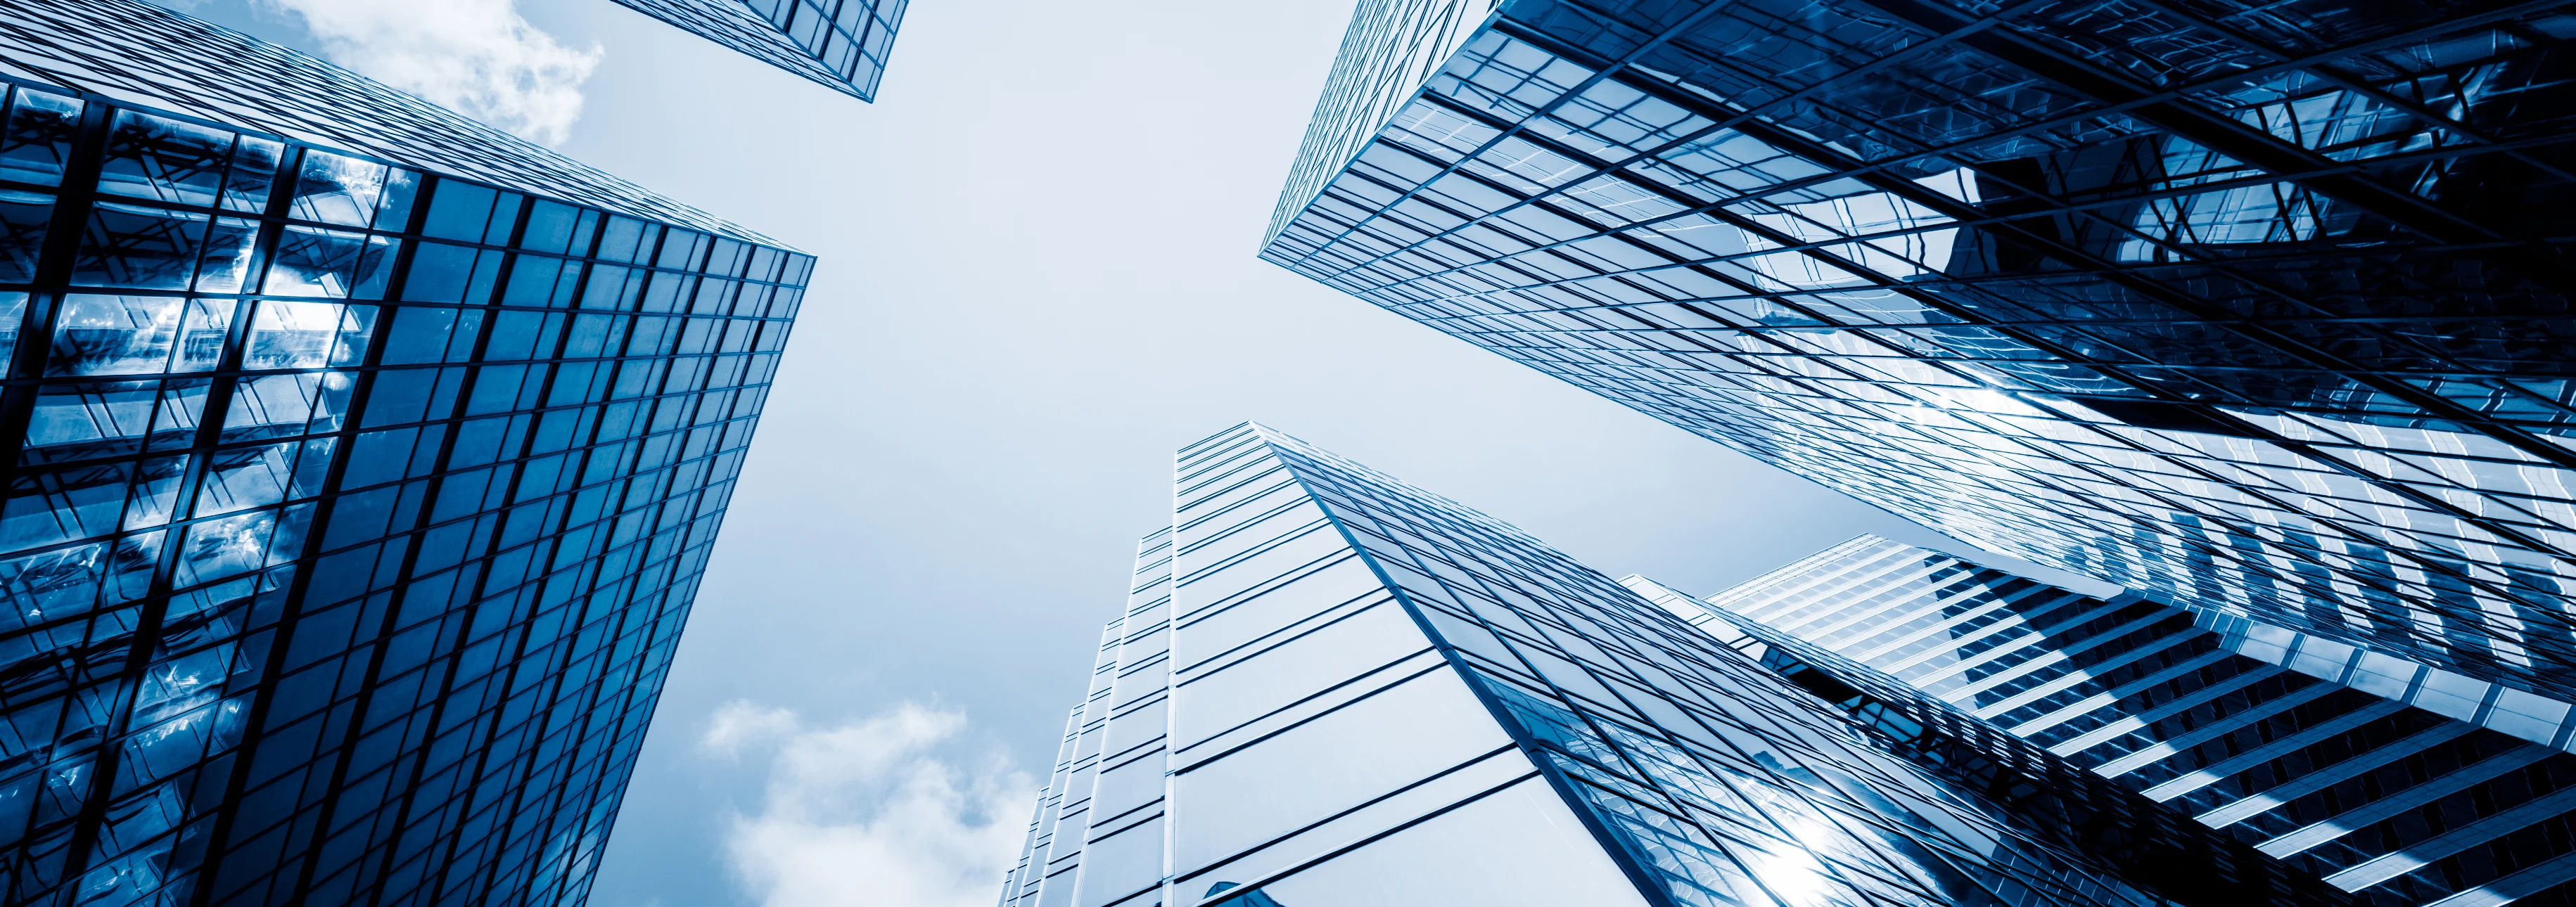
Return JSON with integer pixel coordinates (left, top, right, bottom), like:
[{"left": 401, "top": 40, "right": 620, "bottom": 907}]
[
  {"left": 255, "top": 0, "right": 602, "bottom": 144},
  {"left": 704, "top": 700, "right": 1032, "bottom": 907}
]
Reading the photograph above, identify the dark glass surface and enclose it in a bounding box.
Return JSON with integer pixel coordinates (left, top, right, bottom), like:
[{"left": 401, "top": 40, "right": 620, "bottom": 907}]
[
  {"left": 610, "top": 0, "right": 907, "bottom": 101},
  {"left": 0, "top": 4, "right": 816, "bottom": 904},
  {"left": 1261, "top": 0, "right": 2576, "bottom": 709},
  {"left": 1649, "top": 536, "right": 2576, "bottom": 904}
]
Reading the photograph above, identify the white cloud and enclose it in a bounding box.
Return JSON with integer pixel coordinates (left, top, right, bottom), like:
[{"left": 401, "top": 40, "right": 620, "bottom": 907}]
[
  {"left": 257, "top": 0, "right": 602, "bottom": 144},
  {"left": 706, "top": 700, "right": 801, "bottom": 755},
  {"left": 705, "top": 700, "right": 1033, "bottom": 907}
]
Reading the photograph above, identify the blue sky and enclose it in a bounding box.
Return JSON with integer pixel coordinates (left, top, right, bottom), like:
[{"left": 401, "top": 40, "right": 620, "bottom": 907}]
[{"left": 158, "top": 1, "right": 1983, "bottom": 904}]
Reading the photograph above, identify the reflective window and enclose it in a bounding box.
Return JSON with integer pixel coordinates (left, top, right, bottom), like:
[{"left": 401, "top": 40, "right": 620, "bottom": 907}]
[
  {"left": 1258, "top": 0, "right": 2576, "bottom": 713},
  {"left": 0, "top": 11, "right": 818, "bottom": 903},
  {"left": 1009, "top": 426, "right": 2210, "bottom": 907}
]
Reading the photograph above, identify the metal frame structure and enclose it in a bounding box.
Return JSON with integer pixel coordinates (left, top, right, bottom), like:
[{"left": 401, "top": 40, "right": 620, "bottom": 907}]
[
  {"left": 609, "top": 0, "right": 909, "bottom": 101},
  {"left": 1633, "top": 536, "right": 2576, "bottom": 903},
  {"left": 1263, "top": 0, "right": 2576, "bottom": 707},
  {"left": 0, "top": 4, "right": 814, "bottom": 904}
]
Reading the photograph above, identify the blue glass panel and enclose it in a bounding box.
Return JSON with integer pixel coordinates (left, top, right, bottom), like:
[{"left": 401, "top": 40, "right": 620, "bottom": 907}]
[
  {"left": 291, "top": 150, "right": 398, "bottom": 229},
  {"left": 96, "top": 110, "right": 231, "bottom": 207},
  {"left": 0, "top": 89, "right": 79, "bottom": 187},
  {"left": 267, "top": 226, "right": 397, "bottom": 299},
  {"left": 0, "top": 191, "right": 52, "bottom": 281},
  {"left": 0, "top": 6, "right": 811, "bottom": 901}
]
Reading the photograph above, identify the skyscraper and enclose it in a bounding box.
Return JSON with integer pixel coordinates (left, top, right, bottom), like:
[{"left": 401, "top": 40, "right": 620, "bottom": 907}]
[
  {"left": 1624, "top": 536, "right": 2576, "bottom": 904},
  {"left": 1000, "top": 423, "right": 2355, "bottom": 907},
  {"left": 1258, "top": 0, "right": 2576, "bottom": 707},
  {"left": 608, "top": 0, "right": 907, "bottom": 101},
  {"left": 0, "top": 3, "right": 810, "bottom": 904}
]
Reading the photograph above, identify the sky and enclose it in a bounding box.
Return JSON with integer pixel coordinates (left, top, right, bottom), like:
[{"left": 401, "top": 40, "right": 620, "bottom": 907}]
[{"left": 152, "top": 1, "right": 2049, "bottom": 904}]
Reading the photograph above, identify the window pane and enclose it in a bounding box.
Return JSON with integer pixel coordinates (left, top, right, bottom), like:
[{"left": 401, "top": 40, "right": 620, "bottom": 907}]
[
  {"left": 1172, "top": 669, "right": 1512, "bottom": 873},
  {"left": 74, "top": 202, "right": 205, "bottom": 290},
  {"left": 1237, "top": 777, "right": 1652, "bottom": 907},
  {"left": 290, "top": 150, "right": 390, "bottom": 227},
  {"left": 243, "top": 300, "right": 372, "bottom": 371},
  {"left": 267, "top": 226, "right": 397, "bottom": 299},
  {"left": 220, "top": 136, "right": 284, "bottom": 214},
  {"left": 23, "top": 382, "right": 158, "bottom": 461},
  {"left": 0, "top": 190, "right": 53, "bottom": 282},
  {"left": 0, "top": 89, "right": 80, "bottom": 186},
  {"left": 96, "top": 110, "right": 231, "bottom": 207},
  {"left": 51, "top": 295, "right": 183, "bottom": 375}
]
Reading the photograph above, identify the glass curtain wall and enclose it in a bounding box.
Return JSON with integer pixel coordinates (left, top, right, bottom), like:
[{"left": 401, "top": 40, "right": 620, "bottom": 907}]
[
  {"left": 1002, "top": 423, "right": 2358, "bottom": 907},
  {"left": 1258, "top": 0, "right": 2576, "bottom": 707},
  {"left": 0, "top": 4, "right": 815, "bottom": 905},
  {"left": 1628, "top": 537, "right": 2576, "bottom": 903},
  {"left": 607, "top": 0, "right": 908, "bottom": 101}
]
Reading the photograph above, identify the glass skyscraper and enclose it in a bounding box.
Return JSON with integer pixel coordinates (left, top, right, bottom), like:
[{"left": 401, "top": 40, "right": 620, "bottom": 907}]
[
  {"left": 1625, "top": 536, "right": 2576, "bottom": 904},
  {"left": 1000, "top": 423, "right": 2357, "bottom": 907},
  {"left": 0, "top": 2, "right": 810, "bottom": 904},
  {"left": 1258, "top": 0, "right": 2576, "bottom": 709},
  {"left": 608, "top": 0, "right": 907, "bottom": 101}
]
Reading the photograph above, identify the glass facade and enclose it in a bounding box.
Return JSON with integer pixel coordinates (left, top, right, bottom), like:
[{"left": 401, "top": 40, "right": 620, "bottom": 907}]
[
  {"left": 0, "top": 3, "right": 812, "bottom": 905},
  {"left": 1257, "top": 0, "right": 2576, "bottom": 709},
  {"left": 1000, "top": 423, "right": 2359, "bottom": 907},
  {"left": 608, "top": 0, "right": 907, "bottom": 101},
  {"left": 1626, "top": 536, "right": 2576, "bottom": 903}
]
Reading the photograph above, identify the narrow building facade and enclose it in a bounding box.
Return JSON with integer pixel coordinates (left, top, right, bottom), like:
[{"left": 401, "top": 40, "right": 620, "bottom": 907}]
[{"left": 1001, "top": 423, "right": 2351, "bottom": 907}]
